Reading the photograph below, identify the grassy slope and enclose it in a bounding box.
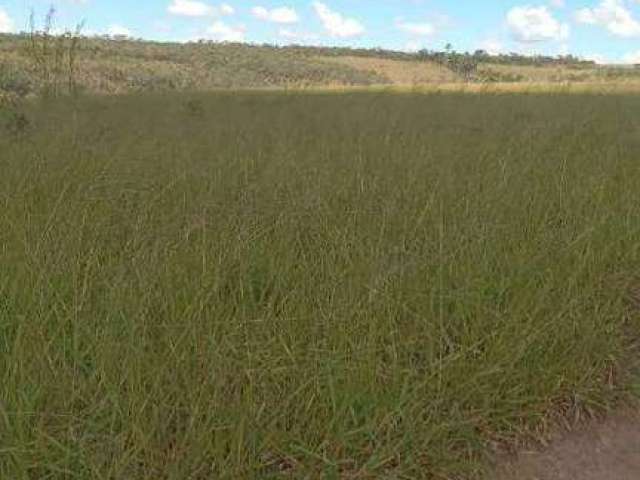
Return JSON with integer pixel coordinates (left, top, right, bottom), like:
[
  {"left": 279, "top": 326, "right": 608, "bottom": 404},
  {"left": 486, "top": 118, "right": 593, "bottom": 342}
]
[
  {"left": 315, "top": 56, "right": 458, "bottom": 85},
  {"left": 1, "top": 92, "right": 640, "bottom": 479},
  {"left": 3, "top": 33, "right": 640, "bottom": 96},
  {"left": 0, "top": 35, "right": 388, "bottom": 95}
]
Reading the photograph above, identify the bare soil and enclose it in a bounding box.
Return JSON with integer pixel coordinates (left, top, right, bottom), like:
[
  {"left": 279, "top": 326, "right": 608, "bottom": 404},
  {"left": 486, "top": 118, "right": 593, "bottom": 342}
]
[{"left": 495, "top": 410, "right": 640, "bottom": 479}]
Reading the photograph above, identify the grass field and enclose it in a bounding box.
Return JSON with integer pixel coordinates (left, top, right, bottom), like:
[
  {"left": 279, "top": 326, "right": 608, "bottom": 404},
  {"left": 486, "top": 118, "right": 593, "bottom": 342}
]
[{"left": 2, "top": 91, "right": 640, "bottom": 479}]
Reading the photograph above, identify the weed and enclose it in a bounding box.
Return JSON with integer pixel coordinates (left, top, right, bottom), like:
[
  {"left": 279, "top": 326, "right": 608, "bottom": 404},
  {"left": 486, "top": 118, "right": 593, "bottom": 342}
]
[{"left": 26, "top": 7, "right": 84, "bottom": 98}]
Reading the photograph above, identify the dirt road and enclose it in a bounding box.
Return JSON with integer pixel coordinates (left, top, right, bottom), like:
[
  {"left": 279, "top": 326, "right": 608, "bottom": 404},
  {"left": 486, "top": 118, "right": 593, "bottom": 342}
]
[{"left": 496, "top": 411, "right": 640, "bottom": 480}]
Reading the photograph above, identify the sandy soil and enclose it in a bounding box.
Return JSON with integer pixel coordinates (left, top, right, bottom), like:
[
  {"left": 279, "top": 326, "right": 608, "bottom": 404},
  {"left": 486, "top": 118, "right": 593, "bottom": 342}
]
[{"left": 495, "top": 410, "right": 640, "bottom": 480}]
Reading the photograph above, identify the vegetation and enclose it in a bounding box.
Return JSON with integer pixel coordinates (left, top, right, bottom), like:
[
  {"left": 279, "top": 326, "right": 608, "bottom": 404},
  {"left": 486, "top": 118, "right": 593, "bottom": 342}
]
[
  {"left": 25, "top": 7, "right": 84, "bottom": 98},
  {"left": 0, "top": 33, "right": 386, "bottom": 95},
  {"left": 3, "top": 30, "right": 640, "bottom": 96},
  {"left": 416, "top": 47, "right": 596, "bottom": 69},
  {"left": 1, "top": 91, "right": 640, "bottom": 479}
]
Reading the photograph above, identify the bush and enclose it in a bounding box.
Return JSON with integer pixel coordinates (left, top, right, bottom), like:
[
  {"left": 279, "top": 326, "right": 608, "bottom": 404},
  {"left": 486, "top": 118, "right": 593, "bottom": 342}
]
[
  {"left": 0, "top": 91, "right": 30, "bottom": 136},
  {"left": 478, "top": 68, "right": 525, "bottom": 83},
  {"left": 0, "top": 65, "right": 33, "bottom": 97}
]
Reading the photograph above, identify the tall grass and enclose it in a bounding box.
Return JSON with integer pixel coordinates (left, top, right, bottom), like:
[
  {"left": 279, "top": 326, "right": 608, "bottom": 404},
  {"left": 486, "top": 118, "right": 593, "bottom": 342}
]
[
  {"left": 1, "top": 92, "right": 640, "bottom": 479},
  {"left": 26, "top": 7, "right": 84, "bottom": 98}
]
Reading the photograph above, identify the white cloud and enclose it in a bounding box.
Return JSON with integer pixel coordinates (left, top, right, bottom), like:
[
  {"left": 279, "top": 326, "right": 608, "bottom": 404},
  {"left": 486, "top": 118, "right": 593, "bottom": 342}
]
[
  {"left": 251, "top": 6, "right": 299, "bottom": 24},
  {"left": 107, "top": 24, "right": 132, "bottom": 37},
  {"left": 219, "top": 3, "right": 234, "bottom": 15},
  {"left": 169, "top": 0, "right": 214, "bottom": 16},
  {"left": 403, "top": 40, "right": 424, "bottom": 53},
  {"left": 206, "top": 20, "right": 245, "bottom": 42},
  {"left": 477, "top": 38, "right": 505, "bottom": 55},
  {"left": 549, "top": 0, "right": 565, "bottom": 8},
  {"left": 584, "top": 53, "right": 609, "bottom": 64},
  {"left": 168, "top": 0, "right": 234, "bottom": 17},
  {"left": 278, "top": 28, "right": 318, "bottom": 41},
  {"left": 396, "top": 21, "right": 435, "bottom": 36},
  {"left": 0, "top": 8, "right": 14, "bottom": 33},
  {"left": 558, "top": 42, "right": 569, "bottom": 55},
  {"left": 312, "top": 2, "right": 365, "bottom": 38},
  {"left": 622, "top": 50, "right": 640, "bottom": 63},
  {"left": 507, "top": 5, "right": 570, "bottom": 42},
  {"left": 575, "top": 0, "right": 640, "bottom": 37}
]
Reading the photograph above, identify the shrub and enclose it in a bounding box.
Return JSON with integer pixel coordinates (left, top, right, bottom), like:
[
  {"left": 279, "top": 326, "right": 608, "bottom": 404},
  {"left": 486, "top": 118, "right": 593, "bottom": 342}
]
[
  {"left": 0, "top": 91, "right": 30, "bottom": 137},
  {"left": 25, "top": 7, "right": 84, "bottom": 98},
  {"left": 478, "top": 69, "right": 525, "bottom": 83},
  {"left": 0, "top": 65, "right": 33, "bottom": 97}
]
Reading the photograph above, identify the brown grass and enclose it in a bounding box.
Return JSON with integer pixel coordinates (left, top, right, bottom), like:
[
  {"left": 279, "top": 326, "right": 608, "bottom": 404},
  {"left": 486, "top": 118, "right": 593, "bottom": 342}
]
[
  {"left": 478, "top": 63, "right": 599, "bottom": 82},
  {"left": 316, "top": 55, "right": 459, "bottom": 85}
]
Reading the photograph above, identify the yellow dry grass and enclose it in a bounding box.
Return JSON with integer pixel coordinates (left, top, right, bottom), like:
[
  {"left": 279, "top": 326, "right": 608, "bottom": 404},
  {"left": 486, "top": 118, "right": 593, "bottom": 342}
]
[
  {"left": 479, "top": 63, "right": 631, "bottom": 82},
  {"left": 478, "top": 63, "right": 602, "bottom": 82},
  {"left": 316, "top": 55, "right": 459, "bottom": 84},
  {"left": 311, "top": 57, "right": 640, "bottom": 94}
]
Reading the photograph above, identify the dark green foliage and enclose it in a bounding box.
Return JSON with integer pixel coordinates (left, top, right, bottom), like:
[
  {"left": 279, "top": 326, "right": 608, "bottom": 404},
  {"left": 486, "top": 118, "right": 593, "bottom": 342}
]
[
  {"left": 458, "top": 49, "right": 596, "bottom": 68},
  {"left": 1, "top": 109, "right": 30, "bottom": 136},
  {"left": 416, "top": 48, "right": 597, "bottom": 82},
  {"left": 0, "top": 92, "right": 30, "bottom": 137},
  {"left": 0, "top": 64, "right": 33, "bottom": 97},
  {"left": 431, "top": 49, "right": 480, "bottom": 81}
]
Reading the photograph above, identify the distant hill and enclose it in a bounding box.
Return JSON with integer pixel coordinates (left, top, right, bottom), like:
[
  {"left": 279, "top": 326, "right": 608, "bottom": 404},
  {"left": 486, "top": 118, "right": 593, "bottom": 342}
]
[{"left": 1, "top": 33, "right": 638, "bottom": 97}]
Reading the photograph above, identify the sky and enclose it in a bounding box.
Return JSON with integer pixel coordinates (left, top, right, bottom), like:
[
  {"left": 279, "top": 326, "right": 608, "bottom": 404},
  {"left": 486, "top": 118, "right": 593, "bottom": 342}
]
[{"left": 2, "top": 0, "right": 640, "bottom": 64}]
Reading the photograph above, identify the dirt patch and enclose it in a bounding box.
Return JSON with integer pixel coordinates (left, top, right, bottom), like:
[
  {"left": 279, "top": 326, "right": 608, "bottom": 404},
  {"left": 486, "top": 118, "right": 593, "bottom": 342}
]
[
  {"left": 494, "top": 410, "right": 640, "bottom": 479},
  {"left": 495, "top": 282, "right": 640, "bottom": 480}
]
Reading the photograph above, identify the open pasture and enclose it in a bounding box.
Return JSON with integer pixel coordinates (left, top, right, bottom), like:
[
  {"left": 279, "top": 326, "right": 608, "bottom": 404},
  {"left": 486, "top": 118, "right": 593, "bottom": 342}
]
[{"left": 1, "top": 92, "right": 640, "bottom": 478}]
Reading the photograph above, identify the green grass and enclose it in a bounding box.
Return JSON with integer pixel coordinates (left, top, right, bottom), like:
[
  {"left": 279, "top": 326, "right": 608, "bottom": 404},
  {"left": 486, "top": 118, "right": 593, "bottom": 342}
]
[{"left": 1, "top": 91, "right": 640, "bottom": 479}]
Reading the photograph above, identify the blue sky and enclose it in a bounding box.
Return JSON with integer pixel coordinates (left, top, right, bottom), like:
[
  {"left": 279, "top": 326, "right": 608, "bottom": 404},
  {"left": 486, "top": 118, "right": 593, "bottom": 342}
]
[{"left": 2, "top": 0, "right": 640, "bottom": 63}]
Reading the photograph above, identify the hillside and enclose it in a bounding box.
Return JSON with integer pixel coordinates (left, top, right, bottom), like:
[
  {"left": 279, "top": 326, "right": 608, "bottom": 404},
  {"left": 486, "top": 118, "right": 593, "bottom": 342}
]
[{"left": 1, "top": 33, "right": 640, "bottom": 96}]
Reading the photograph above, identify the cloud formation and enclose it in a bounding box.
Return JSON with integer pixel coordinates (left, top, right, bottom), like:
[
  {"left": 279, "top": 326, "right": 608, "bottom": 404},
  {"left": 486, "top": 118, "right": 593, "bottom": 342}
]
[
  {"left": 206, "top": 20, "right": 245, "bottom": 41},
  {"left": 312, "top": 2, "right": 364, "bottom": 38},
  {"left": 107, "top": 24, "right": 132, "bottom": 37},
  {"left": 575, "top": 0, "right": 640, "bottom": 37},
  {"left": 168, "top": 1, "right": 234, "bottom": 18},
  {"left": 396, "top": 21, "right": 435, "bottom": 36},
  {"left": 278, "top": 28, "right": 318, "bottom": 41},
  {"left": 251, "top": 6, "right": 299, "bottom": 24},
  {"left": 507, "top": 5, "right": 569, "bottom": 42},
  {"left": 622, "top": 49, "right": 640, "bottom": 63},
  {"left": 0, "top": 8, "right": 14, "bottom": 33},
  {"left": 476, "top": 38, "right": 505, "bottom": 55}
]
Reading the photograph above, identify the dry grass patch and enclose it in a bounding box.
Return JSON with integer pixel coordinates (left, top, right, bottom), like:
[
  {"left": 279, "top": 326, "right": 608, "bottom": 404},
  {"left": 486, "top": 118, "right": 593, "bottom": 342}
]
[
  {"left": 317, "top": 55, "right": 459, "bottom": 85},
  {"left": 478, "top": 63, "right": 598, "bottom": 83}
]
